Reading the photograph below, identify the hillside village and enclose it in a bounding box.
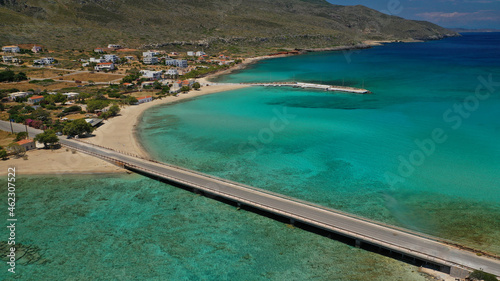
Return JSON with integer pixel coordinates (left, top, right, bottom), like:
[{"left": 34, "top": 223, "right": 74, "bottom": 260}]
[{"left": 0, "top": 43, "right": 246, "bottom": 145}]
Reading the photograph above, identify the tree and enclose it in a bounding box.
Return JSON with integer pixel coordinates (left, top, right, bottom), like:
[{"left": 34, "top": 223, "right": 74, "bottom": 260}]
[
  {"left": 123, "top": 96, "right": 138, "bottom": 105},
  {"left": 192, "top": 82, "right": 201, "bottom": 90},
  {"left": 7, "top": 143, "right": 26, "bottom": 158},
  {"left": 0, "top": 149, "right": 7, "bottom": 160},
  {"left": 86, "top": 99, "right": 109, "bottom": 113},
  {"left": 13, "top": 72, "right": 28, "bottom": 82},
  {"left": 469, "top": 270, "right": 498, "bottom": 281},
  {"left": 180, "top": 86, "right": 190, "bottom": 92},
  {"left": 46, "top": 93, "right": 67, "bottom": 104},
  {"left": 31, "top": 108, "right": 50, "bottom": 121},
  {"left": 63, "top": 105, "right": 82, "bottom": 114},
  {"left": 153, "top": 81, "right": 162, "bottom": 89},
  {"left": 15, "top": 132, "right": 28, "bottom": 141},
  {"left": 34, "top": 129, "right": 59, "bottom": 148},
  {"left": 108, "top": 104, "right": 120, "bottom": 116},
  {"left": 62, "top": 119, "right": 94, "bottom": 137}
]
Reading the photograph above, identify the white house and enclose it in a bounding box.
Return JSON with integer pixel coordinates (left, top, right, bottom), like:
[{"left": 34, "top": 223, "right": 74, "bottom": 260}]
[
  {"left": 2, "top": 56, "right": 13, "bottom": 63},
  {"left": 32, "top": 45, "right": 42, "bottom": 53},
  {"left": 124, "top": 56, "right": 135, "bottom": 61},
  {"left": 2, "top": 46, "right": 20, "bottom": 53},
  {"left": 94, "top": 62, "right": 115, "bottom": 71},
  {"left": 103, "top": 54, "right": 119, "bottom": 63},
  {"left": 196, "top": 51, "right": 206, "bottom": 57},
  {"left": 33, "top": 57, "right": 54, "bottom": 65},
  {"left": 187, "top": 51, "right": 195, "bottom": 56},
  {"left": 143, "top": 51, "right": 159, "bottom": 57},
  {"left": 107, "top": 44, "right": 121, "bottom": 49},
  {"left": 94, "top": 48, "right": 104, "bottom": 53},
  {"left": 8, "top": 92, "right": 31, "bottom": 101},
  {"left": 90, "top": 57, "right": 106, "bottom": 63},
  {"left": 140, "top": 70, "right": 162, "bottom": 80},
  {"left": 136, "top": 96, "right": 153, "bottom": 104},
  {"left": 165, "top": 59, "right": 187, "bottom": 68},
  {"left": 63, "top": 92, "right": 80, "bottom": 99},
  {"left": 143, "top": 56, "right": 159, "bottom": 65},
  {"left": 27, "top": 95, "right": 44, "bottom": 104},
  {"left": 165, "top": 69, "right": 179, "bottom": 76}
]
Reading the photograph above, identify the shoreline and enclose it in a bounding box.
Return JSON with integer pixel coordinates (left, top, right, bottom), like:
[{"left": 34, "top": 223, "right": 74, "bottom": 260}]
[
  {"left": 3, "top": 39, "right": 438, "bottom": 175},
  {"left": 80, "top": 82, "right": 249, "bottom": 159}
]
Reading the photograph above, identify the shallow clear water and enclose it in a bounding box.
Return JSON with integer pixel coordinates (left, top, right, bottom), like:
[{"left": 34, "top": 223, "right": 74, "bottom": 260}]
[
  {"left": 0, "top": 175, "right": 429, "bottom": 280},
  {"left": 139, "top": 33, "right": 500, "bottom": 254}
]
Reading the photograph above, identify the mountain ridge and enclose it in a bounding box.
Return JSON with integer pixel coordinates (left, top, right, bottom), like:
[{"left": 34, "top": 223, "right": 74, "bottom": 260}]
[{"left": 0, "top": 0, "right": 459, "bottom": 51}]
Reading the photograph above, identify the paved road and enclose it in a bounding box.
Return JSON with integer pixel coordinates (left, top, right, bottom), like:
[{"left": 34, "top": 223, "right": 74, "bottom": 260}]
[{"left": 1, "top": 120, "right": 499, "bottom": 277}]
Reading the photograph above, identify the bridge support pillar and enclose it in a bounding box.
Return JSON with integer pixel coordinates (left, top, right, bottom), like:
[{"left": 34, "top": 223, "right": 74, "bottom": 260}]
[{"left": 355, "top": 239, "right": 361, "bottom": 248}]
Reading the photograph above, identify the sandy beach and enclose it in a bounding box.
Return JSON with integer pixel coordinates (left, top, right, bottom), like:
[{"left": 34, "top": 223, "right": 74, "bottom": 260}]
[
  {"left": 1, "top": 148, "right": 127, "bottom": 176},
  {"left": 81, "top": 82, "right": 249, "bottom": 158}
]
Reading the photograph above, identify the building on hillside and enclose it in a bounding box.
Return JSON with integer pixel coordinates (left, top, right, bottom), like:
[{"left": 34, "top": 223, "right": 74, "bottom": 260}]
[
  {"left": 62, "top": 92, "right": 79, "bottom": 99},
  {"left": 196, "top": 51, "right": 206, "bottom": 57},
  {"left": 187, "top": 51, "right": 195, "bottom": 56},
  {"left": 90, "top": 57, "right": 106, "bottom": 63},
  {"left": 2, "top": 46, "right": 20, "bottom": 53},
  {"left": 165, "top": 69, "right": 179, "bottom": 77},
  {"left": 141, "top": 81, "right": 155, "bottom": 88},
  {"left": 136, "top": 96, "right": 153, "bottom": 104},
  {"left": 85, "top": 118, "right": 103, "bottom": 127},
  {"left": 94, "top": 48, "right": 104, "bottom": 53},
  {"left": 2, "top": 56, "right": 13, "bottom": 63},
  {"left": 103, "top": 54, "right": 119, "bottom": 63},
  {"left": 124, "top": 56, "right": 135, "bottom": 61},
  {"left": 143, "top": 51, "right": 159, "bottom": 57},
  {"left": 33, "top": 57, "right": 54, "bottom": 65},
  {"left": 27, "top": 95, "right": 44, "bottom": 104},
  {"left": 32, "top": 45, "right": 42, "bottom": 53},
  {"left": 15, "top": 139, "right": 36, "bottom": 151},
  {"left": 94, "top": 62, "right": 115, "bottom": 71},
  {"left": 140, "top": 70, "right": 162, "bottom": 80},
  {"left": 165, "top": 59, "right": 187, "bottom": 68},
  {"left": 8, "top": 92, "right": 32, "bottom": 101},
  {"left": 107, "top": 44, "right": 121, "bottom": 49},
  {"left": 170, "top": 52, "right": 178, "bottom": 56},
  {"left": 143, "top": 56, "right": 159, "bottom": 65}
]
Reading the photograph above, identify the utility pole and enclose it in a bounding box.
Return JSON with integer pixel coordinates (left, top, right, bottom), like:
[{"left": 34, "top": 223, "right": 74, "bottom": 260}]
[
  {"left": 9, "top": 119, "right": 14, "bottom": 134},
  {"left": 25, "top": 122, "right": 29, "bottom": 138}
]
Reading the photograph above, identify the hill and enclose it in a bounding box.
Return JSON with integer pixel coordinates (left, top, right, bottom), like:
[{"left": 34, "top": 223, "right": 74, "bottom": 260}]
[{"left": 0, "top": 0, "right": 459, "bottom": 52}]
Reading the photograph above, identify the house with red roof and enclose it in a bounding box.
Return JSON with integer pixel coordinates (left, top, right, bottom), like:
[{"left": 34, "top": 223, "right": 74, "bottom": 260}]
[
  {"left": 136, "top": 96, "right": 153, "bottom": 105},
  {"left": 16, "top": 139, "right": 36, "bottom": 151},
  {"left": 27, "top": 95, "right": 44, "bottom": 104}
]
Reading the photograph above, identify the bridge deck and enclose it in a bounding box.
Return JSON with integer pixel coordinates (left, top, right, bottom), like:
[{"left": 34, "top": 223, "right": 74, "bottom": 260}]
[{"left": 1, "top": 121, "right": 499, "bottom": 277}]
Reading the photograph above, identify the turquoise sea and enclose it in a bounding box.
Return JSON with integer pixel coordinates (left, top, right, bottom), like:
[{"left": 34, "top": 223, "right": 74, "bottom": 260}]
[
  {"left": 138, "top": 33, "right": 500, "bottom": 254},
  {"left": 1, "top": 33, "right": 499, "bottom": 280}
]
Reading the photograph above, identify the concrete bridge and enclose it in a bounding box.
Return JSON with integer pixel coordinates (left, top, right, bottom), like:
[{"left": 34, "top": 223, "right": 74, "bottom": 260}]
[
  {"left": 207, "top": 81, "right": 371, "bottom": 94},
  {"left": 1, "top": 121, "right": 499, "bottom": 278}
]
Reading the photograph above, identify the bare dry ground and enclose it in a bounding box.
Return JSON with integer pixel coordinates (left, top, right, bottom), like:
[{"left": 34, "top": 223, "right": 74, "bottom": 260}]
[
  {"left": 0, "top": 81, "right": 80, "bottom": 91},
  {"left": 62, "top": 72, "right": 125, "bottom": 83},
  {"left": 26, "top": 68, "right": 72, "bottom": 79},
  {"left": 0, "top": 130, "right": 15, "bottom": 147}
]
